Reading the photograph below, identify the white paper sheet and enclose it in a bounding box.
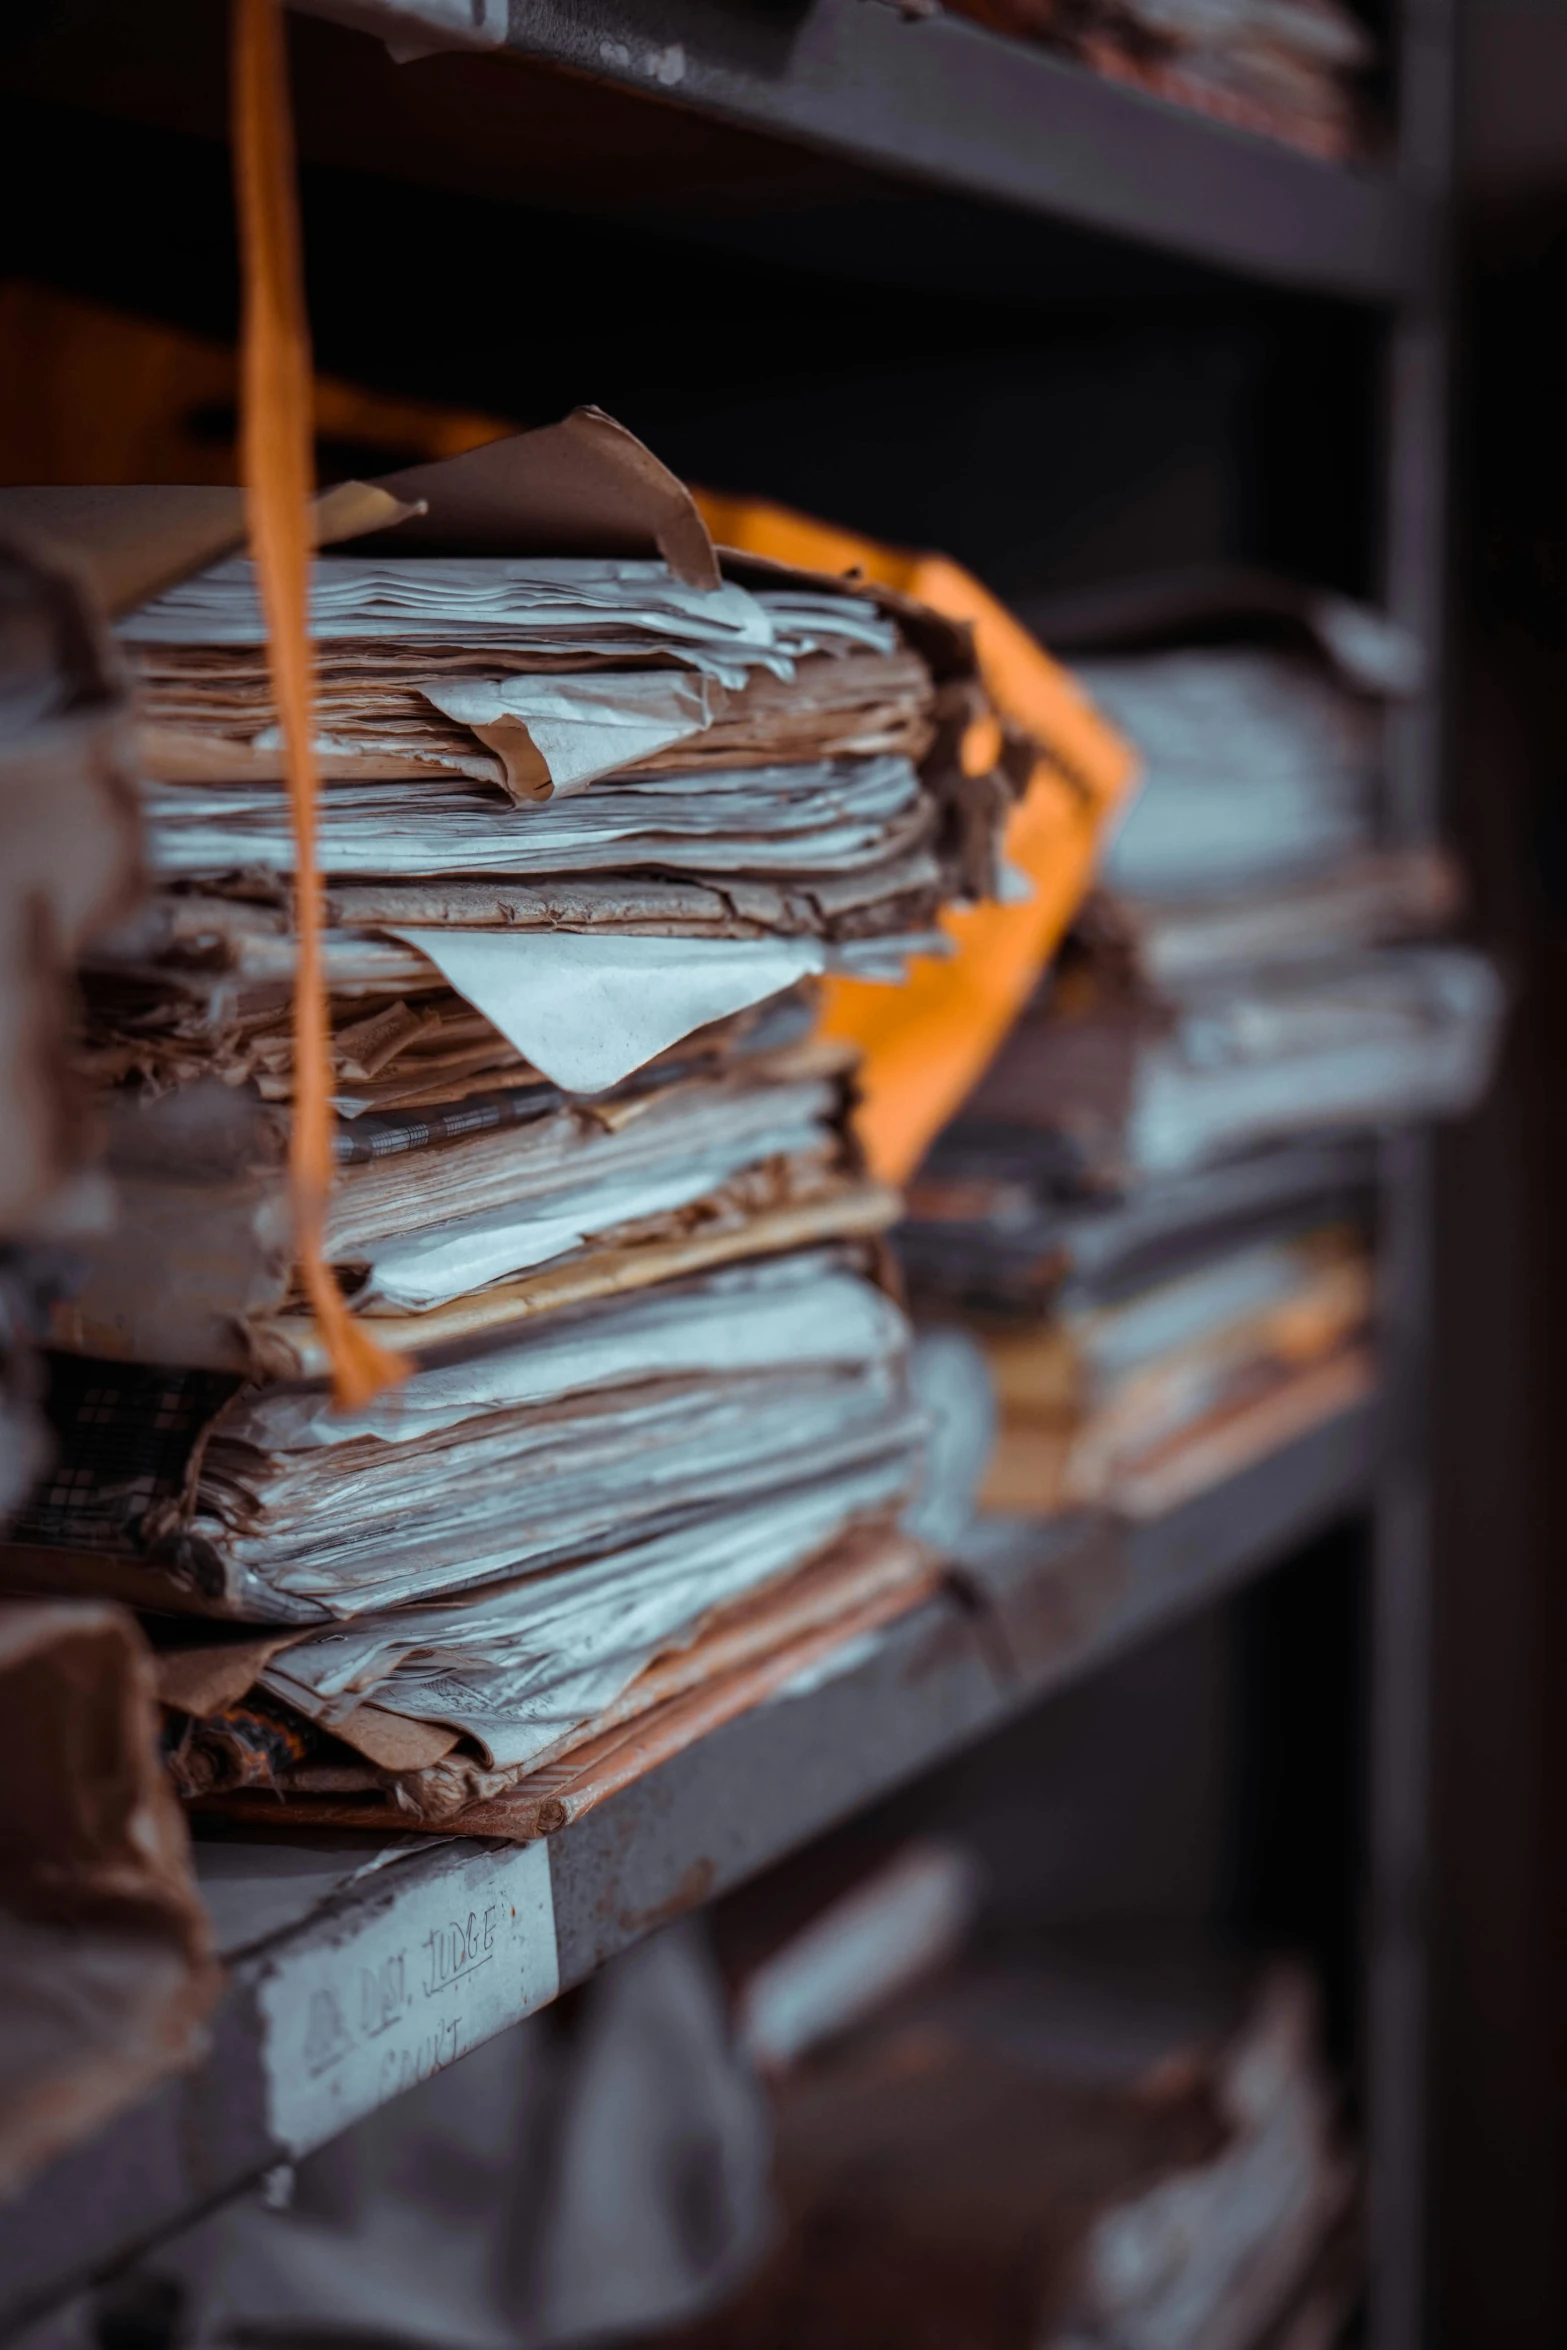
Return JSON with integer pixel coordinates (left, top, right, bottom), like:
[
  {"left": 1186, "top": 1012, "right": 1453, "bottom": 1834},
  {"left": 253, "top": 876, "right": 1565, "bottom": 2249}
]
[
  {"left": 120, "top": 557, "right": 896, "bottom": 661},
  {"left": 355, "top": 1107, "right": 824, "bottom": 1308},
  {"left": 237, "top": 1379, "right": 920, "bottom": 1618},
  {"left": 141, "top": 754, "right": 923, "bottom": 881},
  {"left": 390, "top": 929, "right": 826, "bottom": 1093},
  {"left": 419, "top": 672, "right": 720, "bottom": 798},
  {"left": 222, "top": 1255, "right": 906, "bottom": 1451},
  {"left": 261, "top": 1462, "right": 913, "bottom": 1771}
]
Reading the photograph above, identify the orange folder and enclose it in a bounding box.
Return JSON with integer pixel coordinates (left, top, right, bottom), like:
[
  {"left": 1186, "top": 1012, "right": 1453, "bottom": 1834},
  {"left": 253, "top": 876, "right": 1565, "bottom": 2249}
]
[{"left": 695, "top": 493, "right": 1138, "bottom": 1183}]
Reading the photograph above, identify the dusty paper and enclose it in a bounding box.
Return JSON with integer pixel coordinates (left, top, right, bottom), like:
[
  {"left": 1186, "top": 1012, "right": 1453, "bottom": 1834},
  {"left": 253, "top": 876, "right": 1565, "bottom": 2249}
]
[
  {"left": 422, "top": 670, "right": 722, "bottom": 800},
  {"left": 390, "top": 929, "right": 827, "bottom": 1093},
  {"left": 259, "top": 1461, "right": 917, "bottom": 1778}
]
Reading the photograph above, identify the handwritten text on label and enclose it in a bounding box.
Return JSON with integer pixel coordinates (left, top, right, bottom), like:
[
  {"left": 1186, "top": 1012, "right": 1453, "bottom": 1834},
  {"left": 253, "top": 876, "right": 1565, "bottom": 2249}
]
[{"left": 258, "top": 1840, "right": 557, "bottom": 2154}]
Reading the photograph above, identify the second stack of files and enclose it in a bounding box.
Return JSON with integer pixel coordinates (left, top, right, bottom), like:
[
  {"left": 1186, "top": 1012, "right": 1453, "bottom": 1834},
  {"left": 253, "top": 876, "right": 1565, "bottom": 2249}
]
[{"left": 902, "top": 571, "right": 1503, "bottom": 1522}]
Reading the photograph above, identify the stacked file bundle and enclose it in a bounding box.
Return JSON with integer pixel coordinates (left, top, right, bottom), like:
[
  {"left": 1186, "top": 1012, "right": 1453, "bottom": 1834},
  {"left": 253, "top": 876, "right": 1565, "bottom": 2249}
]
[
  {"left": 0, "top": 414, "right": 1021, "bottom": 1831},
  {"left": 664, "top": 1852, "right": 1354, "bottom": 2350},
  {"left": 0, "top": 527, "right": 216, "bottom": 2192},
  {"left": 904, "top": 576, "right": 1503, "bottom": 1520}
]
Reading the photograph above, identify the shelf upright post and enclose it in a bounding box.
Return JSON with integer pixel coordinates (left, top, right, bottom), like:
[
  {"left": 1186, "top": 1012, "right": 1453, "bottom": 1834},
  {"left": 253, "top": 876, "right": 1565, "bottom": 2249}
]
[{"left": 1370, "top": 4, "right": 1456, "bottom": 2345}]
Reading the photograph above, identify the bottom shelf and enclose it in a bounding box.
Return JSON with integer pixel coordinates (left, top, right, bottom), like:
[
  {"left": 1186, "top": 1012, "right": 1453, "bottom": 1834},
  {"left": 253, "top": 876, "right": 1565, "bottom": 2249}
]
[{"left": 0, "top": 1395, "right": 1380, "bottom": 2336}]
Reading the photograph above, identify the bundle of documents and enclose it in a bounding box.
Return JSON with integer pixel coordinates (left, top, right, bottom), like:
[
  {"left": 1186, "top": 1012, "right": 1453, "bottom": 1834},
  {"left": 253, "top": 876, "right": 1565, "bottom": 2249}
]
[
  {"left": 0, "top": 532, "right": 214, "bottom": 2194},
  {"left": 0, "top": 1599, "right": 217, "bottom": 2197},
  {"left": 940, "top": 916, "right": 1500, "bottom": 1191},
  {"left": 903, "top": 575, "right": 1503, "bottom": 1521},
  {"left": 976, "top": 1213, "right": 1375, "bottom": 1519},
  {"left": 944, "top": 0, "right": 1375, "bottom": 160},
  {"left": 654, "top": 1934, "right": 1355, "bottom": 2350},
  {"left": 913, "top": 580, "right": 1501, "bottom": 1196},
  {"left": 910, "top": 1137, "right": 1377, "bottom": 1520},
  {"left": 0, "top": 414, "right": 1028, "bottom": 1827},
  {"left": 12, "top": 1250, "right": 929, "bottom": 1820}
]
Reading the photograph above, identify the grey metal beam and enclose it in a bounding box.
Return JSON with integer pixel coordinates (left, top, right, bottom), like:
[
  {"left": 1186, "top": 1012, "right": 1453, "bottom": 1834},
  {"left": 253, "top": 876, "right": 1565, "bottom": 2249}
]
[{"left": 279, "top": 0, "right": 1435, "bottom": 301}]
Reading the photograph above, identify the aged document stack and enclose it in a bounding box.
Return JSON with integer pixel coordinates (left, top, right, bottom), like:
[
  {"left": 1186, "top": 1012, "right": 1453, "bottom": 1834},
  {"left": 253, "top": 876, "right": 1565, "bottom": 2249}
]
[
  {"left": 0, "top": 413, "right": 1026, "bottom": 1833},
  {"left": 904, "top": 577, "right": 1503, "bottom": 1520},
  {"left": 0, "top": 529, "right": 215, "bottom": 2191},
  {"left": 662, "top": 1849, "right": 1355, "bottom": 2350}
]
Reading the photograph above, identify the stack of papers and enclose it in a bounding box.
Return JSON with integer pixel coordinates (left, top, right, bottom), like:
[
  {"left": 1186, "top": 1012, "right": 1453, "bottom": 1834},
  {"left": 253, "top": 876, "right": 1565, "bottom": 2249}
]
[
  {"left": 1089, "top": 643, "right": 1381, "bottom": 899},
  {"left": 976, "top": 1223, "right": 1376, "bottom": 1521},
  {"left": 910, "top": 1132, "right": 1378, "bottom": 1522},
  {"left": 12, "top": 1254, "right": 924, "bottom": 1821},
  {"left": 0, "top": 532, "right": 217, "bottom": 2191},
  {"left": 911, "top": 581, "right": 1503, "bottom": 1198},
  {"left": 670, "top": 1937, "right": 1354, "bottom": 2349},
  {"left": 3, "top": 413, "right": 1022, "bottom": 1827},
  {"left": 948, "top": 934, "right": 1503, "bottom": 1188},
  {"left": 901, "top": 576, "right": 1504, "bottom": 1523},
  {"left": 108, "top": 540, "right": 991, "bottom": 964}
]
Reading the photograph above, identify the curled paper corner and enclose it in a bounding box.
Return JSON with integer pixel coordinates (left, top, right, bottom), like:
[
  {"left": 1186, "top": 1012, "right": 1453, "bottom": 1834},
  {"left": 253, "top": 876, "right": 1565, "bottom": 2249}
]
[{"left": 392, "top": 929, "right": 827, "bottom": 1095}]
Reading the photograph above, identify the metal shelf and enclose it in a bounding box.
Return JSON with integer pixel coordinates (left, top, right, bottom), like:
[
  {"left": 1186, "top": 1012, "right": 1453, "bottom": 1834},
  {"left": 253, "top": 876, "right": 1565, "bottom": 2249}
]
[
  {"left": 463, "top": 0, "right": 1431, "bottom": 300},
  {"left": 0, "top": 0, "right": 1432, "bottom": 305},
  {"left": 0, "top": 1397, "right": 1378, "bottom": 2339}
]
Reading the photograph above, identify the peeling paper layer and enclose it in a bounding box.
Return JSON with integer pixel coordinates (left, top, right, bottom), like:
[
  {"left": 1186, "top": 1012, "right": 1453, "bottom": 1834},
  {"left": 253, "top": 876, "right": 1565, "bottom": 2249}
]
[
  {"left": 419, "top": 670, "right": 720, "bottom": 801},
  {"left": 392, "top": 929, "right": 825, "bottom": 1094}
]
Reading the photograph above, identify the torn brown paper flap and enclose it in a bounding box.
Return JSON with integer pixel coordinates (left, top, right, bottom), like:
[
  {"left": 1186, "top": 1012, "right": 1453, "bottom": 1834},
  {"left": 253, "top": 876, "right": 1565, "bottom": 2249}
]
[
  {"left": 0, "top": 1599, "right": 220, "bottom": 2196},
  {"left": 0, "top": 481, "right": 419, "bottom": 622},
  {"left": 364, "top": 407, "right": 721, "bottom": 590},
  {"left": 158, "top": 1643, "right": 464, "bottom": 1771},
  {"left": 154, "top": 1628, "right": 308, "bottom": 1715},
  {"left": 326, "top": 1704, "right": 463, "bottom": 1772}
]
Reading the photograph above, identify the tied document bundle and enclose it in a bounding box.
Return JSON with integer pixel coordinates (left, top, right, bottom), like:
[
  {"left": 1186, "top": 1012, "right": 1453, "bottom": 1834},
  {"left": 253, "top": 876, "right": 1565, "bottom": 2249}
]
[{"left": 0, "top": 410, "right": 1043, "bottom": 1834}]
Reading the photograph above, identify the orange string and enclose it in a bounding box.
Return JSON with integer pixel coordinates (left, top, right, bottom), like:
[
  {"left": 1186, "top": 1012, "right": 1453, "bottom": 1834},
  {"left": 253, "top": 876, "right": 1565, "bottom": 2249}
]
[{"left": 232, "top": 0, "right": 405, "bottom": 1406}]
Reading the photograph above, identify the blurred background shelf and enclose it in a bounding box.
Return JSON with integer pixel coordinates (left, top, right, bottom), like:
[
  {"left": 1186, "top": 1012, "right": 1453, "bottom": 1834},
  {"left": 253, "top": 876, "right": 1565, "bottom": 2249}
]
[
  {"left": 0, "top": 1398, "right": 1377, "bottom": 2339},
  {"left": 0, "top": 0, "right": 1430, "bottom": 301}
]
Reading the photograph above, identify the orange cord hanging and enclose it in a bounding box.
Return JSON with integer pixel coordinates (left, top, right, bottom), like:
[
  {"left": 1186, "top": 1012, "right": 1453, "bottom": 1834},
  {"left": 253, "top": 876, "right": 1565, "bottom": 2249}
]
[{"left": 231, "top": 0, "right": 405, "bottom": 1407}]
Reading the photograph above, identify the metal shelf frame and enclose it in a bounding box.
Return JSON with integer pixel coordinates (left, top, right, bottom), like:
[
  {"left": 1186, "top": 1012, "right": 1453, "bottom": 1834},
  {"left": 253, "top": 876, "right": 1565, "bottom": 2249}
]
[
  {"left": 349, "top": 0, "right": 1433, "bottom": 300},
  {"left": 0, "top": 1404, "right": 1379, "bottom": 2340},
  {"left": 0, "top": 0, "right": 1435, "bottom": 303}
]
